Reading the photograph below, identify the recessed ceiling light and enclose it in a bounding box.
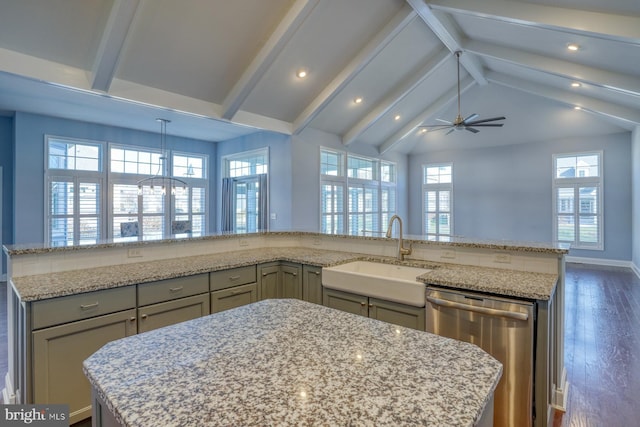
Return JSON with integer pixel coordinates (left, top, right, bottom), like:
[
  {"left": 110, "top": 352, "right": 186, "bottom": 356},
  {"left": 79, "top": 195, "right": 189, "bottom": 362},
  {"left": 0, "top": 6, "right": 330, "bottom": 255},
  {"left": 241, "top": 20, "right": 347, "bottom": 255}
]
[
  {"left": 394, "top": 114, "right": 401, "bottom": 121},
  {"left": 419, "top": 128, "right": 427, "bottom": 134},
  {"left": 571, "top": 82, "right": 581, "bottom": 88},
  {"left": 567, "top": 43, "right": 580, "bottom": 52},
  {"left": 354, "top": 97, "right": 363, "bottom": 104},
  {"left": 296, "top": 69, "right": 308, "bottom": 78},
  {"left": 574, "top": 106, "right": 582, "bottom": 110}
]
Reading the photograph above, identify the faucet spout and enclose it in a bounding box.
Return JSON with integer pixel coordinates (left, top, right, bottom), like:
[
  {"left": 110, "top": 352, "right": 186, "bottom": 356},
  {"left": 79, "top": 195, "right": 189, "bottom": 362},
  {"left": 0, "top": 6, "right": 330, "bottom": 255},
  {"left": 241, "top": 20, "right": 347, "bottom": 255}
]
[{"left": 386, "top": 215, "right": 412, "bottom": 261}]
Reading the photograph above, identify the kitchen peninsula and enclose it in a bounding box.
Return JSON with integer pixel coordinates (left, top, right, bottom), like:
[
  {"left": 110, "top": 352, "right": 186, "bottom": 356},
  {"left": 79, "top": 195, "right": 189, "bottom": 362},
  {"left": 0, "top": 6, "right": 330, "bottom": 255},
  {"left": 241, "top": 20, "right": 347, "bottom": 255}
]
[
  {"left": 3, "top": 231, "right": 569, "bottom": 426},
  {"left": 84, "top": 299, "right": 502, "bottom": 427}
]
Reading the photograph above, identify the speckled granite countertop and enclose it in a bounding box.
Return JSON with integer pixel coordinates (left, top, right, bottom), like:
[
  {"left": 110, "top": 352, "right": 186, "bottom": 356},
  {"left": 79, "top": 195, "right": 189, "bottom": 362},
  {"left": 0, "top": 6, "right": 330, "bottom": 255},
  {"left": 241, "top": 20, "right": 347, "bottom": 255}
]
[
  {"left": 84, "top": 299, "right": 502, "bottom": 427},
  {"left": 10, "top": 247, "right": 558, "bottom": 302}
]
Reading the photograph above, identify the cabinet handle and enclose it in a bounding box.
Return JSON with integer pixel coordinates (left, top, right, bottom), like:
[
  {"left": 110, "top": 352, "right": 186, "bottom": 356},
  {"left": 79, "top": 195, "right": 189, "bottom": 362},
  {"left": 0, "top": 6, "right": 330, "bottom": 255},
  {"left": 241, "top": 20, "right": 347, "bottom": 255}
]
[
  {"left": 262, "top": 273, "right": 268, "bottom": 277},
  {"left": 230, "top": 290, "right": 242, "bottom": 295},
  {"left": 80, "top": 302, "right": 99, "bottom": 310},
  {"left": 293, "top": 273, "right": 298, "bottom": 276},
  {"left": 169, "top": 286, "right": 184, "bottom": 292},
  {"left": 129, "top": 317, "right": 136, "bottom": 322},
  {"left": 314, "top": 271, "right": 320, "bottom": 276},
  {"left": 141, "top": 314, "right": 148, "bottom": 319},
  {"left": 229, "top": 275, "right": 241, "bottom": 281},
  {"left": 368, "top": 303, "right": 374, "bottom": 308},
  {"left": 360, "top": 302, "right": 366, "bottom": 307}
]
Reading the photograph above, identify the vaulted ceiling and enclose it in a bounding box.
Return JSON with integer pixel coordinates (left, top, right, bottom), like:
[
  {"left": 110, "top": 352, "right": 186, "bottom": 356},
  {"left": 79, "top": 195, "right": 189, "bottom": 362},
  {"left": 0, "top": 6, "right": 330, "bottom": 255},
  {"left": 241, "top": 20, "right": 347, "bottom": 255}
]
[{"left": 0, "top": 0, "right": 637, "bottom": 154}]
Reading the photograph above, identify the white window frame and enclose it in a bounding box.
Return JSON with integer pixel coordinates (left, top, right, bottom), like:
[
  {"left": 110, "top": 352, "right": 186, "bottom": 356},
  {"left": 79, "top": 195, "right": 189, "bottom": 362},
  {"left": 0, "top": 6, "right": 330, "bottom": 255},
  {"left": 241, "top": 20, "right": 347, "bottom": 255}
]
[
  {"left": 319, "top": 147, "right": 396, "bottom": 236},
  {"left": 44, "top": 135, "right": 210, "bottom": 245},
  {"left": 552, "top": 151, "right": 603, "bottom": 250},
  {"left": 44, "top": 136, "right": 106, "bottom": 246},
  {"left": 422, "top": 163, "right": 453, "bottom": 241},
  {"left": 222, "top": 148, "right": 269, "bottom": 234}
]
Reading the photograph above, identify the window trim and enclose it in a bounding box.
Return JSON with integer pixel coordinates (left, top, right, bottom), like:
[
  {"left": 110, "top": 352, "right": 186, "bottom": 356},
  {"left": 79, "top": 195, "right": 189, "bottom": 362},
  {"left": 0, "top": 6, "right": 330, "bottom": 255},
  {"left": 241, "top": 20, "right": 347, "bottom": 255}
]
[
  {"left": 552, "top": 151, "right": 603, "bottom": 250},
  {"left": 422, "top": 163, "right": 453, "bottom": 240}
]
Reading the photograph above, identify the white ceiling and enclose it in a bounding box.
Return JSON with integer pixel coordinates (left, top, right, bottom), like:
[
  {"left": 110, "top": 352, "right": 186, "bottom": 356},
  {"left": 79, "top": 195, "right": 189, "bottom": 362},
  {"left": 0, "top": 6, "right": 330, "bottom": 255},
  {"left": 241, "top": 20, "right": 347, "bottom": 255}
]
[{"left": 0, "top": 0, "right": 637, "bottom": 153}]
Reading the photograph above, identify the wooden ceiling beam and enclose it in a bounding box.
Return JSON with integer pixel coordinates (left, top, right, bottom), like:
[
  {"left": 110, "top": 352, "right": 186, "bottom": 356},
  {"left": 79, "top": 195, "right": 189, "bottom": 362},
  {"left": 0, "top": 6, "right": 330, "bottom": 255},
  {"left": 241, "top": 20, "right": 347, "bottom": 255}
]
[
  {"left": 91, "top": 0, "right": 140, "bottom": 92},
  {"left": 292, "top": 4, "right": 417, "bottom": 134},
  {"left": 221, "top": 0, "right": 319, "bottom": 121}
]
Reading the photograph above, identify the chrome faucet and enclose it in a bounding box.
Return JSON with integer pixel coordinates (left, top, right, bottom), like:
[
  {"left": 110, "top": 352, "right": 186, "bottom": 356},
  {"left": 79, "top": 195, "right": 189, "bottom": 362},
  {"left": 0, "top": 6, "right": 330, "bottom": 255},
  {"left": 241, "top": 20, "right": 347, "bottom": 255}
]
[{"left": 385, "top": 215, "right": 412, "bottom": 261}]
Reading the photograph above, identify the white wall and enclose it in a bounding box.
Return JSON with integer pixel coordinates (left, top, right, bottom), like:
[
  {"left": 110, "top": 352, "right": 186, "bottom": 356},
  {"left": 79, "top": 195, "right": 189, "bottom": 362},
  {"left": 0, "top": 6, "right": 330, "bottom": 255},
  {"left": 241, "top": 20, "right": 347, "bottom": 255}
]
[{"left": 632, "top": 126, "right": 640, "bottom": 270}]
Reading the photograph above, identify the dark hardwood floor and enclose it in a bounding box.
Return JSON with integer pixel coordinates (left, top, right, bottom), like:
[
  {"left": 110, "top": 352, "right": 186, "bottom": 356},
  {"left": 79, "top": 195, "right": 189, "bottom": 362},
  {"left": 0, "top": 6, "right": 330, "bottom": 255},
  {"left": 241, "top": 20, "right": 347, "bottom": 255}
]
[
  {"left": 1, "top": 263, "right": 639, "bottom": 426},
  {"left": 553, "top": 263, "right": 640, "bottom": 427}
]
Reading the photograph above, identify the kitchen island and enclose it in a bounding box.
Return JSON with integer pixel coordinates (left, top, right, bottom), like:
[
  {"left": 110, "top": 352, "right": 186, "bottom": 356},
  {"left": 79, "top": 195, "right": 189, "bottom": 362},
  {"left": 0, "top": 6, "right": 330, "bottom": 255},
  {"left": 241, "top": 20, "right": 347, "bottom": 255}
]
[{"left": 84, "top": 299, "right": 502, "bottom": 427}]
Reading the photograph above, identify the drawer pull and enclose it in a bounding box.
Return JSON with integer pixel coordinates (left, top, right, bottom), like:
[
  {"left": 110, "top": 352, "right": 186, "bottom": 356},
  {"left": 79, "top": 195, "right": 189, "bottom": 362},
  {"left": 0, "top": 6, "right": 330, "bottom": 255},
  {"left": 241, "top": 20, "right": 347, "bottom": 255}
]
[
  {"left": 229, "top": 275, "right": 241, "bottom": 281},
  {"left": 141, "top": 314, "right": 148, "bottom": 319},
  {"left": 80, "top": 302, "right": 99, "bottom": 310},
  {"left": 169, "top": 286, "right": 184, "bottom": 292},
  {"left": 129, "top": 317, "right": 136, "bottom": 322},
  {"left": 314, "top": 271, "right": 320, "bottom": 276},
  {"left": 360, "top": 302, "right": 366, "bottom": 307},
  {"left": 230, "top": 290, "right": 242, "bottom": 295}
]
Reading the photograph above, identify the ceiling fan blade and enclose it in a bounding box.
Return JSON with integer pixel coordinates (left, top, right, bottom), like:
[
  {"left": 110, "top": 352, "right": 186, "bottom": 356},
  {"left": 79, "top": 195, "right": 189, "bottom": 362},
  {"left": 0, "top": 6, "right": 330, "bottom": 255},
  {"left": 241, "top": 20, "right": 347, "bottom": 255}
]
[
  {"left": 445, "top": 128, "right": 456, "bottom": 135},
  {"left": 470, "top": 123, "right": 504, "bottom": 127},
  {"left": 436, "top": 118, "right": 453, "bottom": 124},
  {"left": 462, "top": 113, "right": 478, "bottom": 124},
  {"left": 465, "top": 116, "right": 506, "bottom": 125},
  {"left": 465, "top": 127, "right": 480, "bottom": 133}
]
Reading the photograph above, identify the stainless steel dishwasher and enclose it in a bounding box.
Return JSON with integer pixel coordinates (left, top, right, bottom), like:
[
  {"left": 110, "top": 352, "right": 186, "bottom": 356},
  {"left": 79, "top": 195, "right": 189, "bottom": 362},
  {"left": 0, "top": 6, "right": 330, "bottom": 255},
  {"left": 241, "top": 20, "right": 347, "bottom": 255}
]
[{"left": 425, "top": 287, "right": 535, "bottom": 427}]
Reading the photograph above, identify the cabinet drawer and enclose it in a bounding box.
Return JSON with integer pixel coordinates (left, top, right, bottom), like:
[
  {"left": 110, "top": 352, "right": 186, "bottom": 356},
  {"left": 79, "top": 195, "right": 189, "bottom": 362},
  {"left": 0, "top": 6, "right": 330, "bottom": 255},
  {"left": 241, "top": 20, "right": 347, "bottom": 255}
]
[
  {"left": 211, "top": 283, "right": 257, "bottom": 313},
  {"left": 210, "top": 266, "right": 256, "bottom": 291},
  {"left": 138, "top": 273, "right": 209, "bottom": 306},
  {"left": 32, "top": 286, "right": 136, "bottom": 330}
]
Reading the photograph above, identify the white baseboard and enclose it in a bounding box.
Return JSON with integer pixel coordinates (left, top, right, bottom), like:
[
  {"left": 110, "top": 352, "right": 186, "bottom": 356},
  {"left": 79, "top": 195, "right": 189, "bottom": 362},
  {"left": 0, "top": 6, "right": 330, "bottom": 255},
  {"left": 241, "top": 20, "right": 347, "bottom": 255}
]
[
  {"left": 632, "top": 262, "right": 640, "bottom": 280},
  {"left": 565, "top": 256, "right": 631, "bottom": 268}
]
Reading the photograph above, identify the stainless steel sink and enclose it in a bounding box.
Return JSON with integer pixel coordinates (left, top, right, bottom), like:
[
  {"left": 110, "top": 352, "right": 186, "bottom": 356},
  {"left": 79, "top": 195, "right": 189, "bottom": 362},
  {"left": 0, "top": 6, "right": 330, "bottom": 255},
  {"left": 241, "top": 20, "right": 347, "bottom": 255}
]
[{"left": 322, "top": 261, "right": 431, "bottom": 307}]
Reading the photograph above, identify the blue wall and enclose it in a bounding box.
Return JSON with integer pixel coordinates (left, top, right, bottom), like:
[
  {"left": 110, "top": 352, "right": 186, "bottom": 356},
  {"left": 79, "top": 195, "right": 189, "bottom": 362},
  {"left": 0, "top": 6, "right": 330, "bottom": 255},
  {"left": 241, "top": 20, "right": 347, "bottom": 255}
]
[
  {"left": 409, "top": 132, "right": 632, "bottom": 261},
  {"left": 13, "top": 112, "right": 217, "bottom": 245},
  {"left": 0, "top": 115, "right": 14, "bottom": 275},
  {"left": 633, "top": 127, "right": 640, "bottom": 270}
]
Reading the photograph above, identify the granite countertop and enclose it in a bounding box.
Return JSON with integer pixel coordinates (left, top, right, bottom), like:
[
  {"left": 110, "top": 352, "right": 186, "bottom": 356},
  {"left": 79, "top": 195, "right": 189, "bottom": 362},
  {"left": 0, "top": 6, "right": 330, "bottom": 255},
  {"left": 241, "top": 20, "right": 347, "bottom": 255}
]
[
  {"left": 83, "top": 299, "right": 502, "bottom": 427},
  {"left": 10, "top": 247, "right": 558, "bottom": 302}
]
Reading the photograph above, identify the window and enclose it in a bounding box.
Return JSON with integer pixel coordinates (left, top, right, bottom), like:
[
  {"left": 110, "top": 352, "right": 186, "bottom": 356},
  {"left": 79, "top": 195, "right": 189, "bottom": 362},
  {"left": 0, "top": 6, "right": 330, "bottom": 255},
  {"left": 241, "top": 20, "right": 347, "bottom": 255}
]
[
  {"left": 553, "top": 152, "right": 602, "bottom": 249},
  {"left": 45, "top": 136, "right": 208, "bottom": 245},
  {"left": 320, "top": 148, "right": 396, "bottom": 236},
  {"left": 46, "top": 137, "right": 104, "bottom": 246},
  {"left": 222, "top": 149, "right": 268, "bottom": 233},
  {"left": 423, "top": 164, "right": 453, "bottom": 241},
  {"left": 109, "top": 146, "right": 208, "bottom": 241}
]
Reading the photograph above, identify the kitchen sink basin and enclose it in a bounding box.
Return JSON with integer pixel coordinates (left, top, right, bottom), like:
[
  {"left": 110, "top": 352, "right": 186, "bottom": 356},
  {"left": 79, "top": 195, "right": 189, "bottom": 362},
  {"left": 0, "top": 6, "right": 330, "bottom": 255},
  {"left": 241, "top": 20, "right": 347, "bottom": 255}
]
[{"left": 322, "top": 261, "right": 431, "bottom": 307}]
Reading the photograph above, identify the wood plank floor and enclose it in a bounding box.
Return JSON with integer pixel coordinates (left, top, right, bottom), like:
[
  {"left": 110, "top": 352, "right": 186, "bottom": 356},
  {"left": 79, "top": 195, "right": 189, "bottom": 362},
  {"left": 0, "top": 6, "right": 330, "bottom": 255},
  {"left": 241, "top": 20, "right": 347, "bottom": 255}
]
[
  {"left": 553, "top": 263, "right": 640, "bottom": 427},
  {"left": 1, "top": 262, "right": 639, "bottom": 426}
]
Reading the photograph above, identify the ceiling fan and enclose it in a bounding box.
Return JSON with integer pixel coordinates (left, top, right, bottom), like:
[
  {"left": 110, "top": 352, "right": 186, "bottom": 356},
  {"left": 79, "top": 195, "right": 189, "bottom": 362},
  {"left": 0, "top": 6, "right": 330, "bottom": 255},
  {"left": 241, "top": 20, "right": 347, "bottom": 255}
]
[{"left": 420, "top": 51, "right": 505, "bottom": 135}]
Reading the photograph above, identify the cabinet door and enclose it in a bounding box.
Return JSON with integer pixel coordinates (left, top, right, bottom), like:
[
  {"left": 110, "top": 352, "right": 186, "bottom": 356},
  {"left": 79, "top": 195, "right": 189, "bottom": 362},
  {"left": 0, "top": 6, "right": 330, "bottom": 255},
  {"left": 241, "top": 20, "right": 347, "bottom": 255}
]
[
  {"left": 281, "top": 263, "right": 302, "bottom": 299},
  {"left": 323, "top": 288, "right": 368, "bottom": 317},
  {"left": 32, "top": 309, "right": 137, "bottom": 425},
  {"left": 138, "top": 294, "right": 210, "bottom": 334},
  {"left": 302, "top": 265, "right": 322, "bottom": 305},
  {"left": 368, "top": 298, "right": 426, "bottom": 331},
  {"left": 258, "top": 264, "right": 280, "bottom": 300},
  {"left": 211, "top": 283, "right": 257, "bottom": 313}
]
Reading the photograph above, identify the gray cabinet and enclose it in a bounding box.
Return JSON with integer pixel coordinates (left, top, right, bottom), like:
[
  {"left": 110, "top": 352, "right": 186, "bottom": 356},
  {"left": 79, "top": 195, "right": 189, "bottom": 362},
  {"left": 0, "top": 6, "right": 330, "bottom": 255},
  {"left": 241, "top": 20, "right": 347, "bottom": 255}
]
[
  {"left": 323, "top": 288, "right": 425, "bottom": 331},
  {"left": 210, "top": 265, "right": 258, "bottom": 313},
  {"left": 211, "top": 283, "right": 257, "bottom": 313},
  {"left": 258, "top": 262, "right": 302, "bottom": 300},
  {"left": 137, "top": 294, "right": 210, "bottom": 333},
  {"left": 137, "top": 273, "right": 210, "bottom": 333},
  {"left": 302, "top": 265, "right": 322, "bottom": 304},
  {"left": 31, "top": 287, "right": 136, "bottom": 424}
]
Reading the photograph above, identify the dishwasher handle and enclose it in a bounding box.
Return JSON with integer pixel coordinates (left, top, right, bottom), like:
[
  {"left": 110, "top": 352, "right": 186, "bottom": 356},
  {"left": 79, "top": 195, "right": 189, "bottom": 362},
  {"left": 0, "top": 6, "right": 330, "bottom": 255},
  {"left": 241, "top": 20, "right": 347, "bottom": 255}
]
[{"left": 426, "top": 295, "right": 529, "bottom": 321}]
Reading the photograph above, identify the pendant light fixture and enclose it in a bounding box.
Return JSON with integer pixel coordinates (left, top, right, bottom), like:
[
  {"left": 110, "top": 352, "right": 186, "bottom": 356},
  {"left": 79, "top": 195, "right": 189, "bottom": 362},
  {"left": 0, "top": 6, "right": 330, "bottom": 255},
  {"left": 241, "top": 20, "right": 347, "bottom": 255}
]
[{"left": 137, "top": 118, "right": 188, "bottom": 195}]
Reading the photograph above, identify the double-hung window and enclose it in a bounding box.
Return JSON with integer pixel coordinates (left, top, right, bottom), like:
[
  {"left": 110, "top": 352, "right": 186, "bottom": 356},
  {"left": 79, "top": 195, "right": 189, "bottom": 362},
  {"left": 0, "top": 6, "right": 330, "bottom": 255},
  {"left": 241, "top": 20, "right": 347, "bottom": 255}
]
[
  {"left": 553, "top": 152, "right": 602, "bottom": 249},
  {"left": 45, "top": 137, "right": 104, "bottom": 246},
  {"left": 320, "top": 148, "right": 396, "bottom": 236},
  {"left": 422, "top": 164, "right": 453, "bottom": 241}
]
